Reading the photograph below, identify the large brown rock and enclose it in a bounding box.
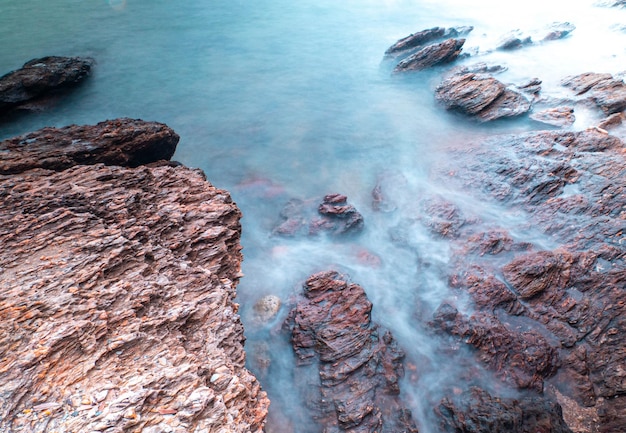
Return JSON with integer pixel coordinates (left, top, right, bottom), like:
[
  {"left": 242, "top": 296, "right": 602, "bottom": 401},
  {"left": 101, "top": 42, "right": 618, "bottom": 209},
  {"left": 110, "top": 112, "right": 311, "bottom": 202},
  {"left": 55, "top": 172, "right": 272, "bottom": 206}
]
[
  {"left": 284, "top": 271, "right": 419, "bottom": 433},
  {"left": 0, "top": 122, "right": 269, "bottom": 432},
  {"left": 435, "top": 73, "right": 530, "bottom": 121},
  {"left": 0, "top": 56, "right": 93, "bottom": 114},
  {"left": 384, "top": 26, "right": 472, "bottom": 58},
  {"left": 0, "top": 118, "right": 179, "bottom": 174}
]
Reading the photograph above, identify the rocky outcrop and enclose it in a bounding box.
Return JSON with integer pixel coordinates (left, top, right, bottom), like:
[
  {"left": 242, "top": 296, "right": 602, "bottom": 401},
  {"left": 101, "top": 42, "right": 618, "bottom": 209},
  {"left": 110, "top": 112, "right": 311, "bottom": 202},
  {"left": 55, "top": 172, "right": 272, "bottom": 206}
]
[
  {"left": 0, "top": 118, "right": 179, "bottom": 174},
  {"left": 437, "top": 387, "right": 574, "bottom": 433},
  {"left": 562, "top": 72, "right": 626, "bottom": 114},
  {"left": 273, "top": 193, "right": 364, "bottom": 237},
  {"left": 393, "top": 39, "right": 466, "bottom": 72},
  {"left": 0, "top": 119, "right": 269, "bottom": 432},
  {"left": 424, "top": 127, "right": 626, "bottom": 432},
  {"left": 0, "top": 56, "right": 94, "bottom": 115},
  {"left": 435, "top": 73, "right": 531, "bottom": 121},
  {"left": 385, "top": 26, "right": 472, "bottom": 58},
  {"left": 284, "top": 271, "right": 419, "bottom": 433}
]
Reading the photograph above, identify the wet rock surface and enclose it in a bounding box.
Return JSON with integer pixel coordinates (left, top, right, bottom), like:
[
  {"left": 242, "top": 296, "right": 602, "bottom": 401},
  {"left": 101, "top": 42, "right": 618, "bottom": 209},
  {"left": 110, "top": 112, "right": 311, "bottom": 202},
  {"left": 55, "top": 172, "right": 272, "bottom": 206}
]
[
  {"left": 435, "top": 73, "right": 531, "bottom": 121},
  {"left": 393, "top": 38, "right": 466, "bottom": 72},
  {"left": 284, "top": 271, "right": 419, "bottom": 433},
  {"left": 437, "top": 387, "right": 574, "bottom": 433},
  {"left": 0, "top": 118, "right": 179, "bottom": 174},
  {"left": 0, "top": 56, "right": 94, "bottom": 115},
  {"left": 426, "top": 127, "right": 626, "bottom": 432},
  {"left": 530, "top": 106, "right": 576, "bottom": 127},
  {"left": 562, "top": 72, "right": 626, "bottom": 114},
  {"left": 385, "top": 26, "right": 472, "bottom": 59},
  {"left": 273, "top": 193, "right": 364, "bottom": 237},
  {"left": 0, "top": 121, "right": 269, "bottom": 432}
]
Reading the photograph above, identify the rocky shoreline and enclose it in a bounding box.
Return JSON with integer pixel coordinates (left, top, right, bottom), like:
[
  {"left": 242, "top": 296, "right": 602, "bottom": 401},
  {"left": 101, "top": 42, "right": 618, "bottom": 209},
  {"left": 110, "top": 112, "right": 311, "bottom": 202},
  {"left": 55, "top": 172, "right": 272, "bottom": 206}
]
[
  {"left": 0, "top": 119, "right": 268, "bottom": 432},
  {"left": 2, "top": 10, "right": 626, "bottom": 432}
]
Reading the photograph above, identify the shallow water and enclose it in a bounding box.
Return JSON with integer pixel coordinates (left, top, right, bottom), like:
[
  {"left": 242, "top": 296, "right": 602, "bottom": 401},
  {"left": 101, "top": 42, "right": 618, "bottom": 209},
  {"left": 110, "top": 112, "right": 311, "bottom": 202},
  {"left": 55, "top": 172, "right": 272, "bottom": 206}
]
[{"left": 2, "top": 0, "right": 626, "bottom": 431}]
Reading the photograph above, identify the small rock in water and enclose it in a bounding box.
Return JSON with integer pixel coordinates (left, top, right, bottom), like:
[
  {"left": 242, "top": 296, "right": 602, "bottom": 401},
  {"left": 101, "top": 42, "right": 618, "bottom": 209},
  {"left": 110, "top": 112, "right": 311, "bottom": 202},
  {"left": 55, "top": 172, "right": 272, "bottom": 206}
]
[
  {"left": 497, "top": 30, "right": 532, "bottom": 50},
  {"left": 530, "top": 106, "right": 575, "bottom": 127},
  {"left": 253, "top": 295, "right": 281, "bottom": 323}
]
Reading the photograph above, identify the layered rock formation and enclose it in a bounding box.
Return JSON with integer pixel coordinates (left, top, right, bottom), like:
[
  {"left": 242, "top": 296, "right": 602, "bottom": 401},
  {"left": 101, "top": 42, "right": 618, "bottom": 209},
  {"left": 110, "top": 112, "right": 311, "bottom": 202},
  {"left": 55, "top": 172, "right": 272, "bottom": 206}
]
[
  {"left": 422, "top": 128, "right": 626, "bottom": 432},
  {"left": 0, "top": 119, "right": 269, "bottom": 432},
  {"left": 284, "top": 271, "right": 419, "bottom": 433}
]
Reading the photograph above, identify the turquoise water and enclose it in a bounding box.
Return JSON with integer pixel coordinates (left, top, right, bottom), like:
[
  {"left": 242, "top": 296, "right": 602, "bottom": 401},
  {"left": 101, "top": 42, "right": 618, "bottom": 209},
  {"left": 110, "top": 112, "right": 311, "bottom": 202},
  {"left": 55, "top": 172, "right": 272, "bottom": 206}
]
[{"left": 2, "top": 1, "right": 626, "bottom": 431}]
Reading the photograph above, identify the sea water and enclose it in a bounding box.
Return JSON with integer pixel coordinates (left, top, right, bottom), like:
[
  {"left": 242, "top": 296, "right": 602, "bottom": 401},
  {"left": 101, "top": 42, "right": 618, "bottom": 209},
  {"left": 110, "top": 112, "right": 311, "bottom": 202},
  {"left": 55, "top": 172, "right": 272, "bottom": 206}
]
[{"left": 2, "top": 0, "right": 626, "bottom": 431}]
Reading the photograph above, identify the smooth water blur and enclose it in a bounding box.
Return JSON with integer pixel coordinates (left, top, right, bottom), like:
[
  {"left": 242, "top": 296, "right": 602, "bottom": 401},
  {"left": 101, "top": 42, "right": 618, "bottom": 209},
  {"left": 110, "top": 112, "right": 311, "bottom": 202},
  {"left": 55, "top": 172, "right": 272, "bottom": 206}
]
[{"left": 2, "top": 0, "right": 626, "bottom": 431}]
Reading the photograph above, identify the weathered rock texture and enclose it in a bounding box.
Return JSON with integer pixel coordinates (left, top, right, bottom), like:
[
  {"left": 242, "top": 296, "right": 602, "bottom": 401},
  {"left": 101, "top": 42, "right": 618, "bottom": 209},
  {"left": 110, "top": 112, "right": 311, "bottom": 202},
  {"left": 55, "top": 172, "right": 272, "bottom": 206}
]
[
  {"left": 284, "top": 271, "right": 419, "bottom": 433},
  {"left": 424, "top": 128, "right": 626, "bottom": 433},
  {"left": 385, "top": 26, "right": 472, "bottom": 59},
  {"left": 393, "top": 39, "right": 466, "bottom": 72},
  {"left": 437, "top": 387, "right": 574, "bottom": 433},
  {"left": 0, "top": 120, "right": 269, "bottom": 432},
  {"left": 273, "top": 193, "right": 364, "bottom": 237},
  {"left": 0, "top": 56, "right": 94, "bottom": 115},
  {"left": 435, "top": 73, "right": 531, "bottom": 121},
  {"left": 0, "top": 118, "right": 179, "bottom": 174},
  {"left": 562, "top": 72, "right": 626, "bottom": 115}
]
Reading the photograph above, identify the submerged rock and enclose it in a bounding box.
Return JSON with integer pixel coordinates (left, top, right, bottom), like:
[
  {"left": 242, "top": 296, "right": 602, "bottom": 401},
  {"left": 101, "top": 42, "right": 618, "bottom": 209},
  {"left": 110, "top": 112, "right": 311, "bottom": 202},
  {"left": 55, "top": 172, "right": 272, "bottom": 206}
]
[
  {"left": 393, "top": 38, "right": 466, "bottom": 72},
  {"left": 0, "top": 56, "right": 93, "bottom": 115},
  {"left": 497, "top": 30, "right": 533, "bottom": 50},
  {"left": 530, "top": 106, "right": 575, "bottom": 127},
  {"left": 0, "top": 121, "right": 269, "bottom": 432},
  {"left": 284, "top": 271, "right": 419, "bottom": 433},
  {"left": 437, "top": 387, "right": 574, "bottom": 433},
  {"left": 273, "top": 193, "right": 364, "bottom": 237}
]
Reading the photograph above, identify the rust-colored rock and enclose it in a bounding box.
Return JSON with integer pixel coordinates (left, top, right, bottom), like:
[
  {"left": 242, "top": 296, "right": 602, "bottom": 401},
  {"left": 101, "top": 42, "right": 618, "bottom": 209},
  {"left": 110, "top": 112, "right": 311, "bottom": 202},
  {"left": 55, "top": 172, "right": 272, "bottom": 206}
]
[
  {"left": 435, "top": 73, "right": 531, "bottom": 121},
  {"left": 0, "top": 122, "right": 268, "bottom": 432},
  {"left": 284, "top": 271, "right": 419, "bottom": 433},
  {"left": 0, "top": 56, "right": 93, "bottom": 115},
  {"left": 0, "top": 118, "right": 179, "bottom": 174}
]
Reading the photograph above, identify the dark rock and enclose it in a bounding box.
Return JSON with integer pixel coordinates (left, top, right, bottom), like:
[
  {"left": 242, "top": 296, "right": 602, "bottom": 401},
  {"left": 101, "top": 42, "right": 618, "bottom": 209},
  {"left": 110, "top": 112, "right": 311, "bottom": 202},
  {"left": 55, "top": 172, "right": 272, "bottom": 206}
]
[
  {"left": 285, "top": 271, "right": 419, "bottom": 433},
  {"left": 0, "top": 56, "right": 93, "bottom": 114},
  {"left": 385, "top": 26, "right": 472, "bottom": 59},
  {"left": 393, "top": 39, "right": 466, "bottom": 72},
  {"left": 273, "top": 193, "right": 364, "bottom": 237},
  {"left": 435, "top": 73, "right": 530, "bottom": 121},
  {"left": 530, "top": 106, "right": 575, "bottom": 127},
  {"left": 431, "top": 305, "right": 560, "bottom": 392},
  {"left": 437, "top": 387, "right": 573, "bottom": 433},
  {"left": 385, "top": 27, "right": 446, "bottom": 57},
  {"left": 0, "top": 118, "right": 179, "bottom": 174}
]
